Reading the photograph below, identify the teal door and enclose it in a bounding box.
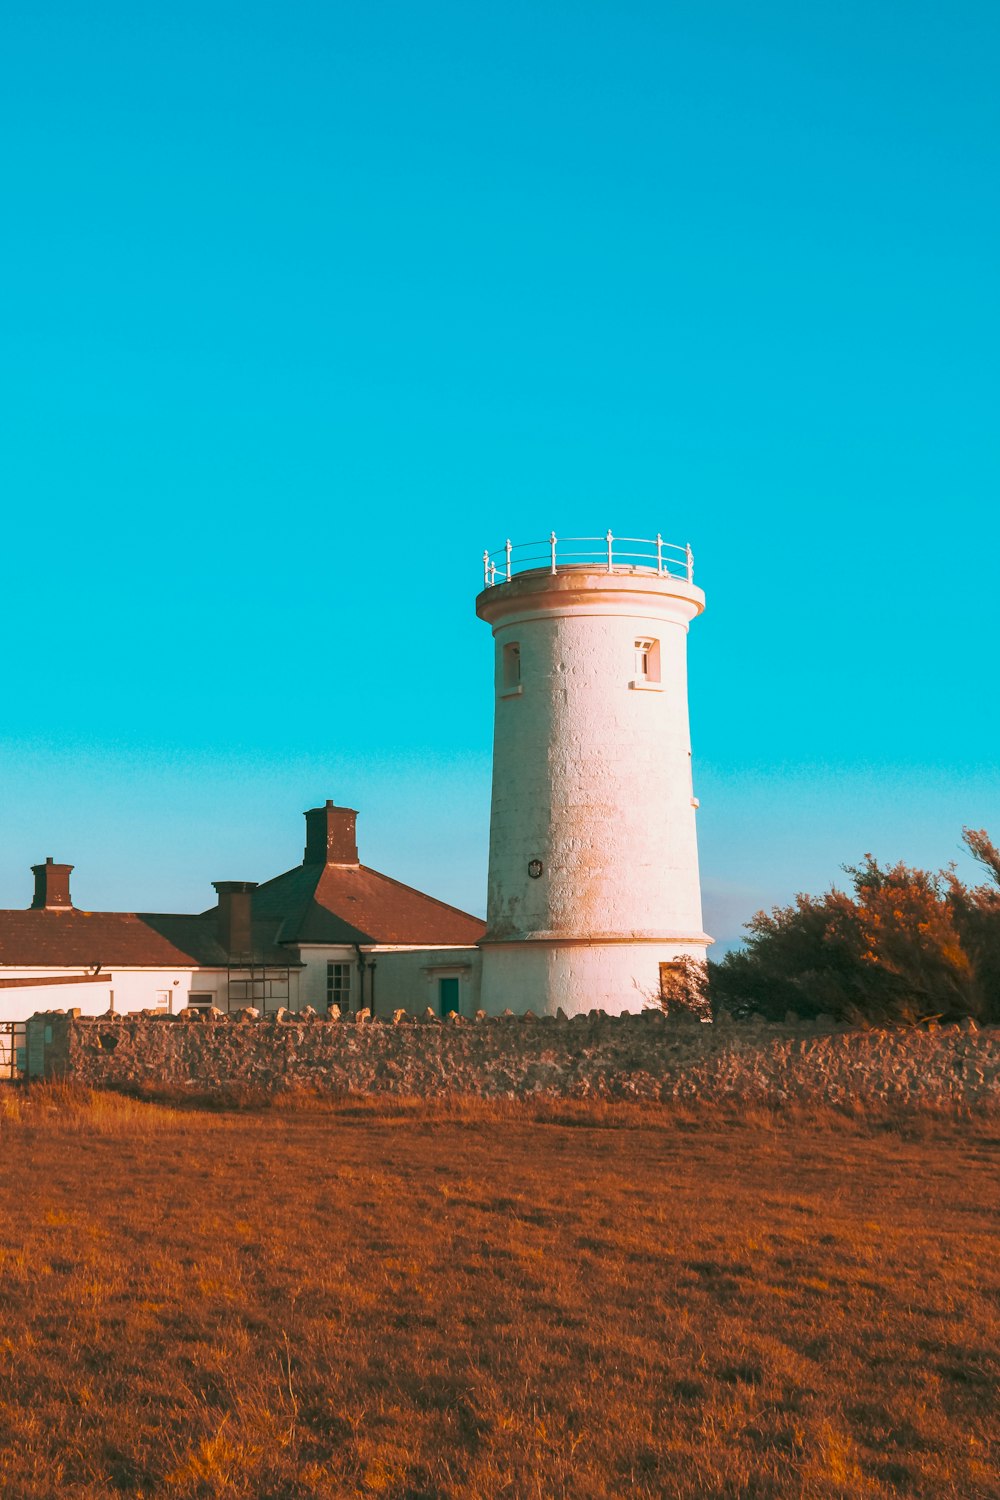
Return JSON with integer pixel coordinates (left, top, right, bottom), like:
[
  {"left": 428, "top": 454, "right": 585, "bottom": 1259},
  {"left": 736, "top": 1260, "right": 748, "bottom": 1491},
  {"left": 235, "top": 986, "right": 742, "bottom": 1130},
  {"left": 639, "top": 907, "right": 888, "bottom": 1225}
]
[{"left": 439, "top": 977, "right": 460, "bottom": 1017}]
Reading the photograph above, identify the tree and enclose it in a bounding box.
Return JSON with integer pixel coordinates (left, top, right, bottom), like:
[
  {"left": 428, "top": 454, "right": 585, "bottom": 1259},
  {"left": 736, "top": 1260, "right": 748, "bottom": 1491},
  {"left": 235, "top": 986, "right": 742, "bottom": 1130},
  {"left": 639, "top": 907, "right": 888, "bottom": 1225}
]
[
  {"left": 710, "top": 830, "right": 999, "bottom": 1024},
  {"left": 946, "top": 828, "right": 1000, "bottom": 1014}
]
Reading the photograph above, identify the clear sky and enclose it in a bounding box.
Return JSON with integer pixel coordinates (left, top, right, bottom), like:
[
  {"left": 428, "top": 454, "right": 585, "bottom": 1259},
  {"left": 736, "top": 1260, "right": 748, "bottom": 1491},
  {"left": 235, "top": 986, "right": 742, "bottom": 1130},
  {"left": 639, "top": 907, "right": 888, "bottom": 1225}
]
[{"left": 1, "top": 0, "right": 997, "bottom": 947}]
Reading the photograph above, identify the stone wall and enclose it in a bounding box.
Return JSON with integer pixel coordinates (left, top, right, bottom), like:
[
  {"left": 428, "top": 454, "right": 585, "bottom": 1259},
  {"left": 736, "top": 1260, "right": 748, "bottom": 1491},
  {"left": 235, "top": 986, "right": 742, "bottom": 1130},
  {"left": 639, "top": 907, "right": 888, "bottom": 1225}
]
[{"left": 28, "top": 1007, "right": 1000, "bottom": 1107}]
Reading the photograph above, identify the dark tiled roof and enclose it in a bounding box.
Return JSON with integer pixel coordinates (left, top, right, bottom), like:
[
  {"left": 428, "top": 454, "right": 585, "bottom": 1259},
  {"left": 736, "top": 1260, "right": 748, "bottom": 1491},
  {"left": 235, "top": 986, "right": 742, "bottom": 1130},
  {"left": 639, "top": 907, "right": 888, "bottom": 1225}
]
[
  {"left": 214, "top": 863, "right": 487, "bottom": 947},
  {"left": 0, "top": 911, "right": 296, "bottom": 969},
  {"left": 0, "top": 841, "right": 485, "bottom": 969}
]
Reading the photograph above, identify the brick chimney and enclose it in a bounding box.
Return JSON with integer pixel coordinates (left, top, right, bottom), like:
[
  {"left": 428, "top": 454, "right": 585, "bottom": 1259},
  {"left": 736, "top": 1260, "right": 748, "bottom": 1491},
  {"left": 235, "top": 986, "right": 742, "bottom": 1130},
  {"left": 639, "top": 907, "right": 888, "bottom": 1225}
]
[
  {"left": 212, "top": 881, "right": 258, "bottom": 957},
  {"left": 30, "top": 858, "right": 74, "bottom": 910},
  {"left": 304, "top": 801, "right": 359, "bottom": 866}
]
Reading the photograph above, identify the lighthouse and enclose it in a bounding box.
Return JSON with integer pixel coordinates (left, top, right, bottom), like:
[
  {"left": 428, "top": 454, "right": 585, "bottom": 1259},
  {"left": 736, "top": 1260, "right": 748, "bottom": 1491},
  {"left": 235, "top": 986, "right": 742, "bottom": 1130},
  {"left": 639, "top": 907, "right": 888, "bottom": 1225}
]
[{"left": 476, "top": 532, "right": 711, "bottom": 1017}]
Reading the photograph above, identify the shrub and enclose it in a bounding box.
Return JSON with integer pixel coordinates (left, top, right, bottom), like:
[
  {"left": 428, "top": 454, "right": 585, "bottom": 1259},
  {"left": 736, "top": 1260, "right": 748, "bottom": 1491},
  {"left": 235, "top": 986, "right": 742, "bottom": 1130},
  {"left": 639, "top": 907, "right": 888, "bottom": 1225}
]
[
  {"left": 711, "top": 829, "right": 1000, "bottom": 1025},
  {"left": 946, "top": 828, "right": 1000, "bottom": 1010},
  {"left": 658, "top": 955, "right": 712, "bottom": 1021}
]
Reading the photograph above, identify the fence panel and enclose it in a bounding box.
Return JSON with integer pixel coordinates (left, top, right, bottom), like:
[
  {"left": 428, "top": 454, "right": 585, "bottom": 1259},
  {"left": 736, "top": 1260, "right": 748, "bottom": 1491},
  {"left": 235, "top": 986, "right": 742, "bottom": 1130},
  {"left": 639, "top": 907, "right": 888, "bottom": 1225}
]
[{"left": 0, "top": 1021, "right": 26, "bottom": 1081}]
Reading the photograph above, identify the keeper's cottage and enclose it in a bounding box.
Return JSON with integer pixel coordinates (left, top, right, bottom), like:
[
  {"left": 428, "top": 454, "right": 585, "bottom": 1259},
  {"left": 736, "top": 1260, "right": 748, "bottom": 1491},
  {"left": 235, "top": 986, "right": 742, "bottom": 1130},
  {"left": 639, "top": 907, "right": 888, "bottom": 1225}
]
[{"left": 0, "top": 531, "right": 709, "bottom": 1040}]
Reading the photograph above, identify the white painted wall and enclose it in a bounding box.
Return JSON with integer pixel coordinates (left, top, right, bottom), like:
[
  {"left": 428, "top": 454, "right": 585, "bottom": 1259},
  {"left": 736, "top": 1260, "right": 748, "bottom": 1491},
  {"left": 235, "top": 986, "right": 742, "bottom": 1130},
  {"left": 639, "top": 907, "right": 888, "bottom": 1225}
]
[
  {"left": 295, "top": 946, "right": 357, "bottom": 1012},
  {"left": 476, "top": 939, "right": 708, "bottom": 1017},
  {"left": 1, "top": 947, "right": 483, "bottom": 1026},
  {"left": 294, "top": 945, "right": 482, "bottom": 1017},
  {"left": 476, "top": 568, "right": 711, "bottom": 1017},
  {"left": 0, "top": 966, "right": 301, "bottom": 1024},
  {"left": 368, "top": 947, "right": 482, "bottom": 1017}
]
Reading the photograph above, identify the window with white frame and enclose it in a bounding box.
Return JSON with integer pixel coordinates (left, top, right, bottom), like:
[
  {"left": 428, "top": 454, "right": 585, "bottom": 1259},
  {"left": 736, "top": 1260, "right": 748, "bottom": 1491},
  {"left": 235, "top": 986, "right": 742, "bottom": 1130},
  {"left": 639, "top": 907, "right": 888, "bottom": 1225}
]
[
  {"left": 327, "top": 961, "right": 352, "bottom": 1011},
  {"left": 634, "top": 637, "right": 661, "bottom": 683}
]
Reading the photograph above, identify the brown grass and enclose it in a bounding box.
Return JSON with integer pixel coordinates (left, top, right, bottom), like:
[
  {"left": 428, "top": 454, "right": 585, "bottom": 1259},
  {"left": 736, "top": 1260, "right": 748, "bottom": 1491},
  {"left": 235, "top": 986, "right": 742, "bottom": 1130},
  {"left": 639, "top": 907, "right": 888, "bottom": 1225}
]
[{"left": 0, "top": 1086, "right": 997, "bottom": 1499}]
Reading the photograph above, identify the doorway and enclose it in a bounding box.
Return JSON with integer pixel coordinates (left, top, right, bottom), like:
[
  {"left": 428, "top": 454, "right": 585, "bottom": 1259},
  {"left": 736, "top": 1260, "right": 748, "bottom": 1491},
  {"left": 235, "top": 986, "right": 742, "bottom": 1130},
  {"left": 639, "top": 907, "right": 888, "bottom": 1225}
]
[{"left": 438, "top": 976, "right": 460, "bottom": 1017}]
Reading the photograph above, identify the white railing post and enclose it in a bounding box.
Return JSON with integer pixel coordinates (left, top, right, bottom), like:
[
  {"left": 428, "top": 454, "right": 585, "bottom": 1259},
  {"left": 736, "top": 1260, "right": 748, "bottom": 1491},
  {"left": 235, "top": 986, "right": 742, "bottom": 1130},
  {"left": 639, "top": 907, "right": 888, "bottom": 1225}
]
[
  {"left": 550, "top": 531, "right": 557, "bottom": 574},
  {"left": 490, "top": 560, "right": 497, "bottom": 585},
  {"left": 656, "top": 532, "right": 663, "bottom": 576},
  {"left": 606, "top": 529, "right": 614, "bottom": 573},
  {"left": 483, "top": 549, "right": 490, "bottom": 587},
  {"left": 505, "top": 538, "right": 512, "bottom": 581},
  {"left": 686, "top": 543, "right": 694, "bottom": 583}
]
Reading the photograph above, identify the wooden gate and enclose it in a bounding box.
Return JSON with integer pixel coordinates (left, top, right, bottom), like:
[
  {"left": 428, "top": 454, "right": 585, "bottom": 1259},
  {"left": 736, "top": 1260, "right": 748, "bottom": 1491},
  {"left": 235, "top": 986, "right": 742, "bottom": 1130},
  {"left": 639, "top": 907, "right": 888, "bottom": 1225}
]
[{"left": 0, "top": 1021, "right": 26, "bottom": 1081}]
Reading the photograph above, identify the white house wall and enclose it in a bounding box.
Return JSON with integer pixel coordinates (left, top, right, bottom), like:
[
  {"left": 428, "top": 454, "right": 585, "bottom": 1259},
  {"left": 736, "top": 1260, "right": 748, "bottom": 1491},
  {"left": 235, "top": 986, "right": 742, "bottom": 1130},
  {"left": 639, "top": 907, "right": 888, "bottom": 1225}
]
[
  {"left": 1, "top": 949, "right": 485, "bottom": 1025},
  {"left": 294, "top": 946, "right": 482, "bottom": 1018},
  {"left": 294, "top": 946, "right": 358, "bottom": 1012},
  {"left": 0, "top": 967, "right": 302, "bottom": 1024},
  {"left": 368, "top": 947, "right": 482, "bottom": 1017}
]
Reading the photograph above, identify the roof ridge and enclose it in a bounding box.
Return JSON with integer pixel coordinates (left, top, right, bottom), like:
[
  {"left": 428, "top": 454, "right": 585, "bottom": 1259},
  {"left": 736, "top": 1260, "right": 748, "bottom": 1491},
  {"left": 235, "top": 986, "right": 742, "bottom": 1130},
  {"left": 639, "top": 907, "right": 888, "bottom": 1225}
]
[
  {"left": 250, "top": 863, "right": 317, "bottom": 894},
  {"left": 0, "top": 908, "right": 217, "bottom": 921}
]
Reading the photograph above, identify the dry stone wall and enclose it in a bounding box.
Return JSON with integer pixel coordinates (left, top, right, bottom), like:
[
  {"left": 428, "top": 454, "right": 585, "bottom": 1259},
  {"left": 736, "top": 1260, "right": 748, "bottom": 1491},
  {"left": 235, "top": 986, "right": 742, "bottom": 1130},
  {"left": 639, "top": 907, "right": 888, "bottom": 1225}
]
[{"left": 30, "top": 1007, "right": 1000, "bottom": 1107}]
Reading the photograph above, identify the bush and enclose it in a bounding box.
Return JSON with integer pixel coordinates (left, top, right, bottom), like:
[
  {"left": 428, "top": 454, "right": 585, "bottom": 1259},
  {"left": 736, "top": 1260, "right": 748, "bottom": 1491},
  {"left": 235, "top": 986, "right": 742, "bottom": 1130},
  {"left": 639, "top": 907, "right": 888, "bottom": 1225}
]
[
  {"left": 711, "top": 829, "right": 1000, "bottom": 1025},
  {"left": 658, "top": 956, "right": 712, "bottom": 1021}
]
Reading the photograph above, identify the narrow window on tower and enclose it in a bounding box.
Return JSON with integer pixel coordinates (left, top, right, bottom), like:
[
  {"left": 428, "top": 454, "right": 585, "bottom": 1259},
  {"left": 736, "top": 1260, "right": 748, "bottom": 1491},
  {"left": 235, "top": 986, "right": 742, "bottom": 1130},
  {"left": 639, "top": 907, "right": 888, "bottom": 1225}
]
[
  {"left": 501, "top": 641, "right": 522, "bottom": 695},
  {"left": 631, "top": 637, "right": 661, "bottom": 688}
]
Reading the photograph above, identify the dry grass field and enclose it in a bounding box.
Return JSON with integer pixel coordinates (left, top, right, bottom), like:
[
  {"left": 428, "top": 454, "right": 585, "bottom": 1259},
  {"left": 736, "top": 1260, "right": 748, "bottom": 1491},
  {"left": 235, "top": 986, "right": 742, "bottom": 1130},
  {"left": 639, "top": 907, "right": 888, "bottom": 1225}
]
[{"left": 0, "top": 1088, "right": 996, "bottom": 1500}]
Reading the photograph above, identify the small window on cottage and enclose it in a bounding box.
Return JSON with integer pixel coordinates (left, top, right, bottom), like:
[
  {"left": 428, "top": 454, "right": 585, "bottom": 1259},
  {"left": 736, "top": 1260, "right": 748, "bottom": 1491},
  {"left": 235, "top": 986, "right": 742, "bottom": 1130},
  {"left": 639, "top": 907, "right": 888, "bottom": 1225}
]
[
  {"left": 327, "top": 961, "right": 352, "bottom": 1012},
  {"left": 188, "top": 992, "right": 214, "bottom": 1013},
  {"left": 634, "top": 637, "right": 661, "bottom": 683},
  {"left": 501, "top": 641, "right": 521, "bottom": 692}
]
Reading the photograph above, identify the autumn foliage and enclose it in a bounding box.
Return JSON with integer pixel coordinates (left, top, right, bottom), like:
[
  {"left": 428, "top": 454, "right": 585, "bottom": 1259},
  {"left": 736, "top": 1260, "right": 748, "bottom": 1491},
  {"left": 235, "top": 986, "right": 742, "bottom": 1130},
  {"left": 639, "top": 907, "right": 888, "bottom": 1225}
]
[{"left": 711, "top": 828, "right": 1000, "bottom": 1025}]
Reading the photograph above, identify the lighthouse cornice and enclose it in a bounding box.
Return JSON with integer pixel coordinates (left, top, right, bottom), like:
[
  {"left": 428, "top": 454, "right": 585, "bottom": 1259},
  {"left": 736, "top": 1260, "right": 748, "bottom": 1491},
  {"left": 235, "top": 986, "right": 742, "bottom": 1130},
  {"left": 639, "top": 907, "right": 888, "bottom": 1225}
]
[
  {"left": 476, "top": 568, "right": 705, "bottom": 628},
  {"left": 479, "top": 931, "right": 715, "bottom": 947}
]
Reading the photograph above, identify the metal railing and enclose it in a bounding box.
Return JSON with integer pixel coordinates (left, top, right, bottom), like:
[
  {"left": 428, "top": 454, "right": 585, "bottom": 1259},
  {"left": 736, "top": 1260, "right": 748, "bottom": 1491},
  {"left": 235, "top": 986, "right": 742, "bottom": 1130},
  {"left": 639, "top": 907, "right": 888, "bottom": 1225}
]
[
  {"left": 0, "top": 1021, "right": 26, "bottom": 1082},
  {"left": 481, "top": 533, "right": 694, "bottom": 589}
]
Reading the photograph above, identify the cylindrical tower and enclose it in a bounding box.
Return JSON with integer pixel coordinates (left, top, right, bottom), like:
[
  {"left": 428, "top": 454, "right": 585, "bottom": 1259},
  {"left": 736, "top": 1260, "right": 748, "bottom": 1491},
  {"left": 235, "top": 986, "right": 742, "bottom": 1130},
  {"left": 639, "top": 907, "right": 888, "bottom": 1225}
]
[{"left": 476, "top": 533, "right": 711, "bottom": 1017}]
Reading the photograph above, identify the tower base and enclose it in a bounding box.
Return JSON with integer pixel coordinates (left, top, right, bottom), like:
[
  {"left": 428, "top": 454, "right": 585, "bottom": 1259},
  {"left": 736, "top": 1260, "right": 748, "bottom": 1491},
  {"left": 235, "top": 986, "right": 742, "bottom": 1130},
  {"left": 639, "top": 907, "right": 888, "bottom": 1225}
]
[{"left": 478, "top": 938, "right": 711, "bottom": 1018}]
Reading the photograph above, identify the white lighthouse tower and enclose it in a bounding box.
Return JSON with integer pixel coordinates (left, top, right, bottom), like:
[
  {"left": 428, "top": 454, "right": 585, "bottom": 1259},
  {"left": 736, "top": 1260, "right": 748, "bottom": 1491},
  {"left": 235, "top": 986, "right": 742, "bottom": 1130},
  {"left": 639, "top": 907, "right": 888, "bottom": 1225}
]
[{"left": 476, "top": 532, "right": 711, "bottom": 1017}]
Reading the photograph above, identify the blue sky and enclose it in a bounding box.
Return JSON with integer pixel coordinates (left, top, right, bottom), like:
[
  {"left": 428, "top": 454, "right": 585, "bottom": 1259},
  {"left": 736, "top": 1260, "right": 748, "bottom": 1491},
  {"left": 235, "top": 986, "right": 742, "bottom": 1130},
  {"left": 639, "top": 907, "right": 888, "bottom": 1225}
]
[{"left": 1, "top": 0, "right": 997, "bottom": 946}]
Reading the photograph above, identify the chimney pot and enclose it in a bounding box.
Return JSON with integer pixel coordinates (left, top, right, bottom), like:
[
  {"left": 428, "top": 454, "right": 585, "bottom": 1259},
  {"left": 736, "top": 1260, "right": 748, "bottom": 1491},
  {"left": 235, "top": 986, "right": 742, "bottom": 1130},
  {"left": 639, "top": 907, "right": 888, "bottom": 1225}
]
[
  {"left": 304, "top": 802, "right": 359, "bottom": 865},
  {"left": 30, "top": 860, "right": 74, "bottom": 910},
  {"left": 212, "top": 880, "right": 258, "bottom": 958}
]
